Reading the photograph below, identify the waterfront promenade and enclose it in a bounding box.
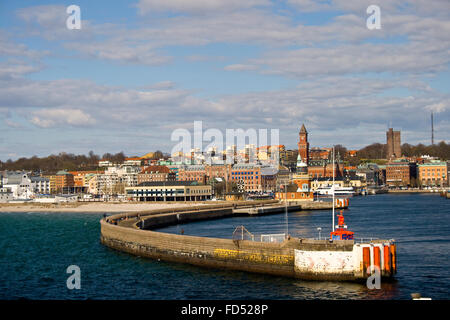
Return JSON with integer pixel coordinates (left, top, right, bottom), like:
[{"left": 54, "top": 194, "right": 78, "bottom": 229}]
[
  {"left": 0, "top": 202, "right": 210, "bottom": 213},
  {"left": 387, "top": 189, "right": 446, "bottom": 193}
]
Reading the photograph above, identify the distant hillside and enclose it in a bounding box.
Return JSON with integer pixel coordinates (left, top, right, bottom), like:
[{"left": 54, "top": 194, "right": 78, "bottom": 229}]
[
  {"left": 0, "top": 142, "right": 448, "bottom": 173},
  {"left": 355, "top": 141, "right": 449, "bottom": 160},
  {"left": 0, "top": 151, "right": 121, "bottom": 173}
]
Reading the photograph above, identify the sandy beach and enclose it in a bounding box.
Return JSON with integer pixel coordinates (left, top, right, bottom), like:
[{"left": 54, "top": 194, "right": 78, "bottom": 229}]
[{"left": 0, "top": 202, "right": 210, "bottom": 213}]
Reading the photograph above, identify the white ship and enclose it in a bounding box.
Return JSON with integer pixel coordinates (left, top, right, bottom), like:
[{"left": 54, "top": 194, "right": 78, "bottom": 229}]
[{"left": 314, "top": 184, "right": 355, "bottom": 197}]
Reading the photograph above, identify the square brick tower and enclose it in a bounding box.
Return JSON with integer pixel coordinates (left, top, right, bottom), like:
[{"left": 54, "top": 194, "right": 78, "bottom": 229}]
[{"left": 386, "top": 128, "right": 401, "bottom": 159}]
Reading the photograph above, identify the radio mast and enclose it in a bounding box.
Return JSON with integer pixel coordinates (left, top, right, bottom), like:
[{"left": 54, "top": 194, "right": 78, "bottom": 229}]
[{"left": 431, "top": 112, "right": 434, "bottom": 145}]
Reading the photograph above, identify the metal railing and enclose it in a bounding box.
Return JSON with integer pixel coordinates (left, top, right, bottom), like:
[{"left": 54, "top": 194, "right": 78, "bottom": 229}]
[
  {"left": 232, "top": 225, "right": 255, "bottom": 241},
  {"left": 354, "top": 237, "right": 379, "bottom": 243},
  {"left": 260, "top": 233, "right": 286, "bottom": 243}
]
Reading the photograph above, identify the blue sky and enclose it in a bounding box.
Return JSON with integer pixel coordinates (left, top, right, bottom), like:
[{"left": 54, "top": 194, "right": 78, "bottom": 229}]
[{"left": 0, "top": 0, "right": 449, "bottom": 161}]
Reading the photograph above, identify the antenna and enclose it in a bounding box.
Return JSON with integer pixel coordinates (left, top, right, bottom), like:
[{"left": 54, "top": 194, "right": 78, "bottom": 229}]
[{"left": 431, "top": 112, "right": 434, "bottom": 145}]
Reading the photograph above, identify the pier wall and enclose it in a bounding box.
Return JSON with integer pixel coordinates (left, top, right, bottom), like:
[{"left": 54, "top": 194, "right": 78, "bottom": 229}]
[
  {"left": 294, "top": 249, "right": 355, "bottom": 277},
  {"left": 101, "top": 218, "right": 298, "bottom": 278},
  {"left": 100, "top": 201, "right": 395, "bottom": 281}
]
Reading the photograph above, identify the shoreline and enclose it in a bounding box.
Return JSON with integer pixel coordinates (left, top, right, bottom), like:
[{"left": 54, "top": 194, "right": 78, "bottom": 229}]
[
  {"left": 0, "top": 201, "right": 210, "bottom": 213},
  {"left": 0, "top": 191, "right": 443, "bottom": 213},
  {"left": 387, "top": 189, "right": 444, "bottom": 193}
]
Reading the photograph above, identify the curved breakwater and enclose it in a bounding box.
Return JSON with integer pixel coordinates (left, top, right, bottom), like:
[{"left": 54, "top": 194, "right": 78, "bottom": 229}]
[{"left": 100, "top": 201, "right": 396, "bottom": 281}]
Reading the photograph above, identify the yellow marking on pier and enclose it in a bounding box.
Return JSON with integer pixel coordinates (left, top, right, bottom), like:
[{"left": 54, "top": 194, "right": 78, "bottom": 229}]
[{"left": 213, "top": 249, "right": 293, "bottom": 265}]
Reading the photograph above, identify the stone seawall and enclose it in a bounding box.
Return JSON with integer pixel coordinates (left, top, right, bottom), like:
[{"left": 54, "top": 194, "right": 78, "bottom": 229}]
[
  {"left": 101, "top": 219, "right": 299, "bottom": 278},
  {"left": 100, "top": 202, "right": 394, "bottom": 280},
  {"left": 101, "top": 220, "right": 364, "bottom": 280},
  {"left": 102, "top": 201, "right": 298, "bottom": 277},
  {"left": 100, "top": 201, "right": 396, "bottom": 281}
]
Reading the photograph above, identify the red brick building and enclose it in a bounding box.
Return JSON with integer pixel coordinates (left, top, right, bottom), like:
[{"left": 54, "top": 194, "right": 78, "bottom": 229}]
[
  {"left": 177, "top": 165, "right": 207, "bottom": 184},
  {"left": 308, "top": 160, "right": 344, "bottom": 178},
  {"left": 231, "top": 164, "right": 277, "bottom": 192},
  {"left": 309, "top": 147, "right": 331, "bottom": 160},
  {"left": 138, "top": 166, "right": 175, "bottom": 184},
  {"left": 204, "top": 164, "right": 232, "bottom": 182},
  {"left": 386, "top": 160, "right": 417, "bottom": 187}
]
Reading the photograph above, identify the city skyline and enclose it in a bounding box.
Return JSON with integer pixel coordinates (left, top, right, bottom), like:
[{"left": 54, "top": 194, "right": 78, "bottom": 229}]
[{"left": 1, "top": 0, "right": 449, "bottom": 161}]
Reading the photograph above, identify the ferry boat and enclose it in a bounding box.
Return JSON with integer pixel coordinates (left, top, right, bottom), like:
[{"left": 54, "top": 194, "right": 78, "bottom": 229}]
[{"left": 314, "top": 184, "right": 355, "bottom": 197}]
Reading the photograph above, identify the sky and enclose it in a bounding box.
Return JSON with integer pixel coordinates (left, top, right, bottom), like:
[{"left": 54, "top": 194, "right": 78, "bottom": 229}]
[{"left": 0, "top": 0, "right": 449, "bottom": 161}]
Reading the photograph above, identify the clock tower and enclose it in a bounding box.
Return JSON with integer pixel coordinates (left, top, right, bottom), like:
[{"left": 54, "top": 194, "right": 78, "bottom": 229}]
[{"left": 298, "top": 124, "right": 309, "bottom": 165}]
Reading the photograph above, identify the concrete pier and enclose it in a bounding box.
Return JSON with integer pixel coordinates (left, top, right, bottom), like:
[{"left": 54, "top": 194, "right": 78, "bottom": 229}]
[
  {"left": 232, "top": 201, "right": 342, "bottom": 216},
  {"left": 233, "top": 205, "right": 301, "bottom": 216},
  {"left": 100, "top": 199, "right": 397, "bottom": 282}
]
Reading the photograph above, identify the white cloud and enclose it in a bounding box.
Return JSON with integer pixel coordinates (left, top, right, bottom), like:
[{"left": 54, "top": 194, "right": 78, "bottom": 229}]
[
  {"left": 287, "top": 0, "right": 450, "bottom": 17},
  {"left": 0, "top": 32, "right": 46, "bottom": 58},
  {"left": 13, "top": 2, "right": 450, "bottom": 70},
  {"left": 136, "top": 0, "right": 271, "bottom": 14},
  {"left": 63, "top": 41, "right": 172, "bottom": 66},
  {"left": 2, "top": 1, "right": 448, "bottom": 158},
  {"left": 425, "top": 101, "right": 449, "bottom": 113},
  {"left": 140, "top": 81, "right": 176, "bottom": 90},
  {"left": 30, "top": 108, "right": 96, "bottom": 128},
  {"left": 224, "top": 64, "right": 259, "bottom": 71},
  {"left": 0, "top": 73, "right": 448, "bottom": 157},
  {"left": 16, "top": 5, "right": 66, "bottom": 28},
  {"left": 225, "top": 41, "right": 450, "bottom": 77},
  {"left": 0, "top": 60, "right": 42, "bottom": 79},
  {"left": 4, "top": 119, "right": 22, "bottom": 128}
]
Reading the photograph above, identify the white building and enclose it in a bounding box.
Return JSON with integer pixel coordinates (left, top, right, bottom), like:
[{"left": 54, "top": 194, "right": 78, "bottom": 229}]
[
  {"left": 0, "top": 187, "right": 13, "bottom": 202},
  {"left": 98, "top": 160, "right": 115, "bottom": 167},
  {"left": 123, "top": 159, "right": 142, "bottom": 166},
  {"left": 2, "top": 172, "right": 33, "bottom": 199},
  {"left": 1, "top": 172, "right": 50, "bottom": 199},
  {"left": 88, "top": 165, "right": 140, "bottom": 195},
  {"left": 30, "top": 176, "right": 50, "bottom": 194}
]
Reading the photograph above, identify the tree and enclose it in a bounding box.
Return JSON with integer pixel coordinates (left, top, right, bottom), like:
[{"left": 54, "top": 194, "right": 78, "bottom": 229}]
[
  {"left": 334, "top": 144, "right": 348, "bottom": 160},
  {"left": 357, "top": 143, "right": 386, "bottom": 159},
  {"left": 88, "top": 150, "right": 99, "bottom": 165},
  {"left": 212, "top": 179, "right": 227, "bottom": 197},
  {"left": 102, "top": 153, "right": 113, "bottom": 161}
]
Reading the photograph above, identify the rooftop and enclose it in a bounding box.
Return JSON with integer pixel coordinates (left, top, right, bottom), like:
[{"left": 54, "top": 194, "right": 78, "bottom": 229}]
[
  {"left": 56, "top": 170, "right": 72, "bottom": 175},
  {"left": 300, "top": 123, "right": 307, "bottom": 134},
  {"left": 418, "top": 161, "right": 447, "bottom": 166},
  {"left": 136, "top": 181, "right": 206, "bottom": 187}
]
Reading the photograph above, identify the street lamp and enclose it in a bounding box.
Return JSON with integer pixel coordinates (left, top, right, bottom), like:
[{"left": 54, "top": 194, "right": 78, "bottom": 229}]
[{"left": 317, "top": 227, "right": 322, "bottom": 240}]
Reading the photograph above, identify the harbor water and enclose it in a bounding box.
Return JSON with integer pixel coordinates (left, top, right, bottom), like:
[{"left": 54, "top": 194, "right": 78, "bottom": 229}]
[{"left": 0, "top": 193, "right": 449, "bottom": 300}]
